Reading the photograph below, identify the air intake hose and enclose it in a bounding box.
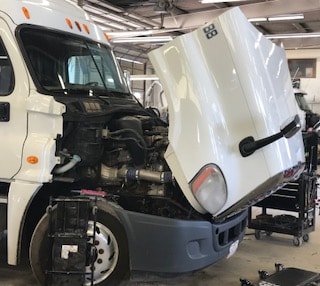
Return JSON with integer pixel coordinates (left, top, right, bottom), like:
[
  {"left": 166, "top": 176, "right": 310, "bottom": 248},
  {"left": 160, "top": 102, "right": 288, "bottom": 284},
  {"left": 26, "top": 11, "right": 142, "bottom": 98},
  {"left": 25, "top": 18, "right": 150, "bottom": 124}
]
[{"left": 125, "top": 167, "right": 173, "bottom": 183}]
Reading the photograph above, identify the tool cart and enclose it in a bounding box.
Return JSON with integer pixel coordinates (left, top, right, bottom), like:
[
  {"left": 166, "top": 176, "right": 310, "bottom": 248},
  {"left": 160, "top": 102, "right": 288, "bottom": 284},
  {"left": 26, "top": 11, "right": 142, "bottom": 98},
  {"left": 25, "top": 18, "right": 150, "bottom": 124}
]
[
  {"left": 248, "top": 132, "right": 318, "bottom": 246},
  {"left": 240, "top": 263, "right": 320, "bottom": 286}
]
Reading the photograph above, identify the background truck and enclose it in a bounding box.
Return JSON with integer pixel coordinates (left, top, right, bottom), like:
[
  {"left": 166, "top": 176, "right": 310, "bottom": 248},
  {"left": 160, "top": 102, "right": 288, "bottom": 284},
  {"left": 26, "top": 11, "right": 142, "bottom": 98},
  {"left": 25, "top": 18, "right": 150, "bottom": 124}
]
[
  {"left": 0, "top": 1, "right": 305, "bottom": 286},
  {"left": 293, "top": 80, "right": 320, "bottom": 132}
]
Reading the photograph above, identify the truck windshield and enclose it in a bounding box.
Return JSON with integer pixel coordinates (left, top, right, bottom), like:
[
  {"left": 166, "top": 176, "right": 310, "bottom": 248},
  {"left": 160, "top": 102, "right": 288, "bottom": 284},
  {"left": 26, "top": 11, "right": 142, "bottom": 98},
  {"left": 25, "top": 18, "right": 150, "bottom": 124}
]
[{"left": 18, "top": 27, "right": 130, "bottom": 96}]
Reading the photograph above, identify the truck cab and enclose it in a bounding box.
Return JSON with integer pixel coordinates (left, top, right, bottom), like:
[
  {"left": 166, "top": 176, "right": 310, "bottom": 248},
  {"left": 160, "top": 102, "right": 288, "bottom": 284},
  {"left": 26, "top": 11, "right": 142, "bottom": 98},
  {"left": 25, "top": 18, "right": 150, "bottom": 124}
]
[
  {"left": 294, "top": 87, "right": 320, "bottom": 131},
  {"left": 0, "top": 1, "right": 305, "bottom": 285}
]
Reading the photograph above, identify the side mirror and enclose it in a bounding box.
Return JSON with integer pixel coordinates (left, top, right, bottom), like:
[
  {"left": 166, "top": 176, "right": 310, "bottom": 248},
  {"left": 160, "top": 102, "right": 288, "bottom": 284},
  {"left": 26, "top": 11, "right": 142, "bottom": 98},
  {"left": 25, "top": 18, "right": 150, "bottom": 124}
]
[
  {"left": 239, "top": 115, "right": 301, "bottom": 157},
  {"left": 123, "top": 70, "right": 132, "bottom": 91},
  {"left": 311, "top": 120, "right": 320, "bottom": 137}
]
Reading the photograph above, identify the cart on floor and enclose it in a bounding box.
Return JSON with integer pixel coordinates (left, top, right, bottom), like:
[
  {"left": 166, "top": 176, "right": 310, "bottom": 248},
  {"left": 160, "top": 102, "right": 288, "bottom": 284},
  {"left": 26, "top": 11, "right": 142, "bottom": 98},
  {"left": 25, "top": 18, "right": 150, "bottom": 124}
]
[
  {"left": 240, "top": 263, "right": 320, "bottom": 286},
  {"left": 247, "top": 132, "right": 318, "bottom": 246}
]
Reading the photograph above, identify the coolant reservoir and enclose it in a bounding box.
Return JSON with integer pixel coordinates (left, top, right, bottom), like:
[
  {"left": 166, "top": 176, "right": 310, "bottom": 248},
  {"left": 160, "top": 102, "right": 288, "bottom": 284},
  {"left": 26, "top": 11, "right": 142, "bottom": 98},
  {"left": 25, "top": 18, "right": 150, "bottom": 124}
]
[{"left": 148, "top": 7, "right": 305, "bottom": 219}]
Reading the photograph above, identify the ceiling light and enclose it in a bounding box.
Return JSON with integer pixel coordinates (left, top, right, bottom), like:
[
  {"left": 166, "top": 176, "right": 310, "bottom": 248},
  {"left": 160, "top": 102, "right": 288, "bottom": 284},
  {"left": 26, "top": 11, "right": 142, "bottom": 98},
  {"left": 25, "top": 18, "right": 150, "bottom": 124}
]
[
  {"left": 111, "top": 36, "right": 173, "bottom": 44},
  {"left": 268, "top": 14, "right": 304, "bottom": 21},
  {"left": 248, "top": 17, "right": 267, "bottom": 22},
  {"left": 130, "top": 74, "right": 159, "bottom": 81},
  {"left": 107, "top": 30, "right": 153, "bottom": 38},
  {"left": 249, "top": 14, "right": 304, "bottom": 23},
  {"left": 200, "top": 0, "right": 247, "bottom": 3},
  {"left": 107, "top": 27, "right": 193, "bottom": 39},
  {"left": 116, "top": 57, "right": 143, "bottom": 64},
  {"left": 266, "top": 32, "right": 320, "bottom": 39}
]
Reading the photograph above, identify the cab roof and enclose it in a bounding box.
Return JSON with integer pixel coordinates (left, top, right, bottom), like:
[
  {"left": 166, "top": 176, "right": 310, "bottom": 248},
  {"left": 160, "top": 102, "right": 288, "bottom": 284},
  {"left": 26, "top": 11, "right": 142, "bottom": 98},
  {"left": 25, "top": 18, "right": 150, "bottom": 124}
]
[{"left": 0, "top": 0, "right": 110, "bottom": 45}]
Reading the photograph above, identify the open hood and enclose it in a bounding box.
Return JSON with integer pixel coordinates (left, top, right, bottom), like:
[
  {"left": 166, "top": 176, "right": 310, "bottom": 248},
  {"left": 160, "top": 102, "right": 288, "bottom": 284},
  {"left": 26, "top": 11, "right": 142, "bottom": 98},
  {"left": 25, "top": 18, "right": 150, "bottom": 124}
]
[{"left": 149, "top": 7, "right": 305, "bottom": 219}]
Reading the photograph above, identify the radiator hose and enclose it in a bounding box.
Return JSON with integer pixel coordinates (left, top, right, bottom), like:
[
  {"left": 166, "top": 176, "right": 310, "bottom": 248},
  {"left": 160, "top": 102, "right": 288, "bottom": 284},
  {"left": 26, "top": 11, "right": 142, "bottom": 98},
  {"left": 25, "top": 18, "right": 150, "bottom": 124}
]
[{"left": 54, "top": 154, "right": 81, "bottom": 174}]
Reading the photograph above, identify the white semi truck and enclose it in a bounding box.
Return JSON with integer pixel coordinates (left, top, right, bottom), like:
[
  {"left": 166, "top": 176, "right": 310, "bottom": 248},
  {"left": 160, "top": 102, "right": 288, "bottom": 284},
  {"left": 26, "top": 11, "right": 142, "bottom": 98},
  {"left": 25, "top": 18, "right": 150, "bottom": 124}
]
[{"left": 0, "top": 1, "right": 305, "bottom": 285}]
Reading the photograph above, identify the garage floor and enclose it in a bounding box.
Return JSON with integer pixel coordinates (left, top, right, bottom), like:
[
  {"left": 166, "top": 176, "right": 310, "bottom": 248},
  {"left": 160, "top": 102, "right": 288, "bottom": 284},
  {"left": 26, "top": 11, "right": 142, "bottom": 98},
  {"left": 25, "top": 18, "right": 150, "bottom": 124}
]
[{"left": 0, "top": 207, "right": 320, "bottom": 286}]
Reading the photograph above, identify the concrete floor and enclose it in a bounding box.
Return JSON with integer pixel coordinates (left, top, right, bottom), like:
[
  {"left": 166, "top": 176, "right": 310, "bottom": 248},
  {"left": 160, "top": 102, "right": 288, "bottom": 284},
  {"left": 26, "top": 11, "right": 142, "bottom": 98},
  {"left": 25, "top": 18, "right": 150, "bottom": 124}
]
[{"left": 0, "top": 207, "right": 320, "bottom": 286}]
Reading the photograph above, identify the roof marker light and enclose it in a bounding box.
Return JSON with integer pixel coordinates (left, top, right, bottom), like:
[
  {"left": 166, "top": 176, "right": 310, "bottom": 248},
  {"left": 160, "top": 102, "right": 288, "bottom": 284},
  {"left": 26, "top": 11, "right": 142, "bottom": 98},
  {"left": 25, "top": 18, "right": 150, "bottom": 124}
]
[
  {"left": 104, "top": 32, "right": 110, "bottom": 42},
  {"left": 65, "top": 18, "right": 73, "bottom": 29},
  {"left": 75, "top": 21, "right": 82, "bottom": 32},
  {"left": 22, "top": 7, "right": 30, "bottom": 19},
  {"left": 83, "top": 24, "right": 90, "bottom": 34}
]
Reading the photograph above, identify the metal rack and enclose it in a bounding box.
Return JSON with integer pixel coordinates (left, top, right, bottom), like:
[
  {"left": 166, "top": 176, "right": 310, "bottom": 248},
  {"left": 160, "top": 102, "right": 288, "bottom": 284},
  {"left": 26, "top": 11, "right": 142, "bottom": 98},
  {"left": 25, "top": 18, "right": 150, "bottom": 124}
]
[
  {"left": 248, "top": 132, "right": 318, "bottom": 246},
  {"left": 46, "top": 196, "right": 96, "bottom": 285}
]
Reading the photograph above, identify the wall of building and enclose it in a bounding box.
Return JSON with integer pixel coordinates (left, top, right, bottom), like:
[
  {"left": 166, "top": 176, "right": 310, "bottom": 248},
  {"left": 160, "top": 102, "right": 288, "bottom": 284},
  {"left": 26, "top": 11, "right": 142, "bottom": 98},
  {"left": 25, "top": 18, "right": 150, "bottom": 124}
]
[{"left": 286, "top": 49, "right": 320, "bottom": 113}]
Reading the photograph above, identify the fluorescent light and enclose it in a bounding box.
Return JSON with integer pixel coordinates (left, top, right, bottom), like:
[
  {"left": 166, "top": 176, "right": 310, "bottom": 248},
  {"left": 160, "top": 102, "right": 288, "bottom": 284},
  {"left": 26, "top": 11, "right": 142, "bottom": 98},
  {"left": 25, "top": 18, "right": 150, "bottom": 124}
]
[
  {"left": 249, "top": 14, "right": 304, "bottom": 23},
  {"left": 266, "top": 32, "right": 320, "bottom": 39},
  {"left": 116, "top": 57, "right": 143, "bottom": 64},
  {"left": 111, "top": 36, "right": 173, "bottom": 44},
  {"left": 249, "top": 17, "right": 267, "bottom": 22},
  {"left": 107, "top": 30, "right": 153, "bottom": 38},
  {"left": 130, "top": 74, "right": 159, "bottom": 81},
  {"left": 200, "top": 0, "right": 246, "bottom": 3},
  {"left": 268, "top": 14, "right": 304, "bottom": 21}
]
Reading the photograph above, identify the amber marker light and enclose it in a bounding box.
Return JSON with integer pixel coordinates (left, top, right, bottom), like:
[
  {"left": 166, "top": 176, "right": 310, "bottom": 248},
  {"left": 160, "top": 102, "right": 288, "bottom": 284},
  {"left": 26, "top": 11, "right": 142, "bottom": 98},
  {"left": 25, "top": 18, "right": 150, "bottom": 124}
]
[
  {"left": 27, "top": 156, "right": 39, "bottom": 164},
  {"left": 65, "top": 18, "right": 73, "bottom": 29},
  {"left": 104, "top": 32, "right": 110, "bottom": 42},
  {"left": 83, "top": 24, "right": 90, "bottom": 34},
  {"left": 75, "top": 21, "right": 82, "bottom": 31},
  {"left": 22, "top": 7, "right": 30, "bottom": 19}
]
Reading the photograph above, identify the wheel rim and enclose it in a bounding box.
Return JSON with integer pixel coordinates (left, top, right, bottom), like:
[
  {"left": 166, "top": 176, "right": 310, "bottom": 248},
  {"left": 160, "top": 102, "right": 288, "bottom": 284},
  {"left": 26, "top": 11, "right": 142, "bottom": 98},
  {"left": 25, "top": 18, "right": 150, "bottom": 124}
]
[{"left": 84, "top": 221, "right": 119, "bottom": 285}]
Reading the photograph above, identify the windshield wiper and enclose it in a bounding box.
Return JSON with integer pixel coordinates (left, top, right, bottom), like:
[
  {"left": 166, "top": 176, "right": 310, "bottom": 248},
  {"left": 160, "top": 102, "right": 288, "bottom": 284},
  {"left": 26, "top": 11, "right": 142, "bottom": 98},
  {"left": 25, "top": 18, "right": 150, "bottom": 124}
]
[
  {"left": 49, "top": 88, "right": 110, "bottom": 105},
  {"left": 49, "top": 88, "right": 87, "bottom": 94}
]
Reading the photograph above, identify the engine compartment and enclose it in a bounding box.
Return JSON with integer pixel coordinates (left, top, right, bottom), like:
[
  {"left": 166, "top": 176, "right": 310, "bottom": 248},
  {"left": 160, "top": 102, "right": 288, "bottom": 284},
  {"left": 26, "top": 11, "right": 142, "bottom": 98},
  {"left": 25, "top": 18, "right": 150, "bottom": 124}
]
[{"left": 52, "top": 96, "right": 201, "bottom": 220}]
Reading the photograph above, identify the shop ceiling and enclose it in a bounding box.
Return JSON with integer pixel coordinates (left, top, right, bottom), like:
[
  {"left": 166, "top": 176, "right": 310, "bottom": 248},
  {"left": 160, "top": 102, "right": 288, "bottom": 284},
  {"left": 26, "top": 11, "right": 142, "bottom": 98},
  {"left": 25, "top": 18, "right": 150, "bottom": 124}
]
[{"left": 72, "top": 0, "right": 320, "bottom": 64}]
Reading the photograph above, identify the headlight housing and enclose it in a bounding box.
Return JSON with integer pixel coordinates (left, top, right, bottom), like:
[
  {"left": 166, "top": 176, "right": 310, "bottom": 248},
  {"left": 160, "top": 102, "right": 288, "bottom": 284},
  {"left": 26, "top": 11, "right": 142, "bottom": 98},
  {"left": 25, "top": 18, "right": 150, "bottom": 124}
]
[{"left": 190, "top": 164, "right": 227, "bottom": 215}]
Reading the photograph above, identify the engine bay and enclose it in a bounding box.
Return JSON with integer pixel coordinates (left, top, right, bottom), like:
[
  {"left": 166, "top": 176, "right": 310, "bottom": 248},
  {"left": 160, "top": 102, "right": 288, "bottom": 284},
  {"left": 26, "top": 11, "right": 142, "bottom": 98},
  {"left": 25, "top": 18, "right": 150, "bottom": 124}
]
[{"left": 52, "top": 96, "right": 201, "bottom": 220}]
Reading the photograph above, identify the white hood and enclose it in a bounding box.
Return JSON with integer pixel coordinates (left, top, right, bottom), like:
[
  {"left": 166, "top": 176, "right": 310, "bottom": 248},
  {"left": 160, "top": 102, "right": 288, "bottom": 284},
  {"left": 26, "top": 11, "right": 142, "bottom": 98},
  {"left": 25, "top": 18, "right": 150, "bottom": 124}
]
[{"left": 148, "top": 7, "right": 305, "bottom": 218}]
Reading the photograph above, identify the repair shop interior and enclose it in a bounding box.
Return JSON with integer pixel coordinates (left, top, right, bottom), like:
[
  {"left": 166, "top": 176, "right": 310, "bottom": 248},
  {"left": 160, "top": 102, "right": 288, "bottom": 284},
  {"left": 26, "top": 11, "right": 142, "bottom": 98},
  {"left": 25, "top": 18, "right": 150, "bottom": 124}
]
[{"left": 0, "top": 1, "right": 320, "bottom": 286}]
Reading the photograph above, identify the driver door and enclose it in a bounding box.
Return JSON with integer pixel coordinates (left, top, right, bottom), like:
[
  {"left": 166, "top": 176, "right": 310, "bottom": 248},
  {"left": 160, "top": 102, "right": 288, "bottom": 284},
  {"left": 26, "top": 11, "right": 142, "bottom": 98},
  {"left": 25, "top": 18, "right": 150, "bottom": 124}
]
[{"left": 0, "top": 19, "right": 28, "bottom": 179}]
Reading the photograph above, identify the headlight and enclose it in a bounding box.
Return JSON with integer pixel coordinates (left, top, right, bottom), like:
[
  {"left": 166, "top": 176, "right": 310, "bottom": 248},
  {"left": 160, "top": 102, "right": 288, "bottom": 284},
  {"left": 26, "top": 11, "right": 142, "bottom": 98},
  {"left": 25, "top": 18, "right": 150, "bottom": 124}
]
[{"left": 190, "top": 164, "right": 227, "bottom": 215}]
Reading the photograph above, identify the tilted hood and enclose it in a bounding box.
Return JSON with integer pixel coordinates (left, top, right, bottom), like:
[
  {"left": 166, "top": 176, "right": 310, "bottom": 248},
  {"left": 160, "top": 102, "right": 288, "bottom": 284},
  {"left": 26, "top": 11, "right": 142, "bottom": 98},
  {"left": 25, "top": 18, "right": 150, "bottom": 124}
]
[{"left": 148, "top": 7, "right": 305, "bottom": 219}]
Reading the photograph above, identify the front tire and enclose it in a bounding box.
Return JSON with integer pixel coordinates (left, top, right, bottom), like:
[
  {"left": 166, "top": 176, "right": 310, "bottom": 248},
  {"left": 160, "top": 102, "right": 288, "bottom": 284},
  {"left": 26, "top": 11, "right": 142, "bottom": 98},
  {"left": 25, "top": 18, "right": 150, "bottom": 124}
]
[{"left": 29, "top": 202, "right": 129, "bottom": 286}]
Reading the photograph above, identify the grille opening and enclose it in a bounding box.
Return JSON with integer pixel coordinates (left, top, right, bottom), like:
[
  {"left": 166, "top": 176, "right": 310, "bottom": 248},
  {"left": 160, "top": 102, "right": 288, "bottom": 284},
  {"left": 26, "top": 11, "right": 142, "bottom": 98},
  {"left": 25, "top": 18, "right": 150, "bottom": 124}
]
[{"left": 218, "top": 217, "right": 247, "bottom": 246}]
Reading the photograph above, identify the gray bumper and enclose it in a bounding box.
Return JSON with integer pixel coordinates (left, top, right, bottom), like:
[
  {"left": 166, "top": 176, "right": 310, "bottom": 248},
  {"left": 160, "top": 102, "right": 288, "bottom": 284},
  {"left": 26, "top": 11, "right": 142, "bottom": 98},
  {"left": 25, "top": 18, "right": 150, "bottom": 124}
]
[{"left": 113, "top": 208, "right": 248, "bottom": 274}]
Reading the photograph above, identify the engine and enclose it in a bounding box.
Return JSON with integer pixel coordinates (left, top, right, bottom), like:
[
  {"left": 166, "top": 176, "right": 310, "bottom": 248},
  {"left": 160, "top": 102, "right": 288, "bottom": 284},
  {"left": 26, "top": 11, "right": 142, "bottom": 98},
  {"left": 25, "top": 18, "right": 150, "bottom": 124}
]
[
  {"left": 100, "top": 114, "right": 172, "bottom": 188},
  {"left": 50, "top": 97, "right": 205, "bottom": 220},
  {"left": 50, "top": 97, "right": 198, "bottom": 219}
]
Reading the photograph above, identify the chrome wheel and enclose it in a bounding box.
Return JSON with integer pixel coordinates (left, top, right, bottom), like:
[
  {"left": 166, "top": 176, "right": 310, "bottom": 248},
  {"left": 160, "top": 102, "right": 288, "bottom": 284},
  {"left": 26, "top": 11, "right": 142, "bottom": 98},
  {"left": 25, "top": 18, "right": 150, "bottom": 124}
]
[
  {"left": 30, "top": 203, "right": 129, "bottom": 286},
  {"left": 84, "top": 221, "right": 119, "bottom": 285}
]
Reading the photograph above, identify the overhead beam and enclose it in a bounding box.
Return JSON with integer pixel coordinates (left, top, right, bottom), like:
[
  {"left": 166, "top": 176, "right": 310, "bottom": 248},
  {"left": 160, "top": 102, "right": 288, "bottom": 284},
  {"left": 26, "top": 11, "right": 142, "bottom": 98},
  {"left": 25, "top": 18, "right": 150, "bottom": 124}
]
[
  {"left": 161, "top": 0, "right": 320, "bottom": 30},
  {"left": 87, "top": 2, "right": 158, "bottom": 29},
  {"left": 273, "top": 37, "right": 320, "bottom": 50},
  {"left": 72, "top": 0, "right": 161, "bottom": 29}
]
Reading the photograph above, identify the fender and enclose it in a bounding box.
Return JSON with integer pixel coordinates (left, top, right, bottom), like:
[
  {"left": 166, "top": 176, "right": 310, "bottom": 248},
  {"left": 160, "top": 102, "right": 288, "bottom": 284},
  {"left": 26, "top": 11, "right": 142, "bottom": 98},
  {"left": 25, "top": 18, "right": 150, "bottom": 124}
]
[{"left": 7, "top": 181, "right": 41, "bottom": 265}]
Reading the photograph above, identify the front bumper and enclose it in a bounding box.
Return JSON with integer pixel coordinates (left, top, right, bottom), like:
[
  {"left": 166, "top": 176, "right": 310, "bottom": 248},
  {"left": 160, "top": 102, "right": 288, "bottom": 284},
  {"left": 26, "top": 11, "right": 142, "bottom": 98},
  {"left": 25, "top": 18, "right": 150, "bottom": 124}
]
[{"left": 113, "top": 207, "right": 248, "bottom": 274}]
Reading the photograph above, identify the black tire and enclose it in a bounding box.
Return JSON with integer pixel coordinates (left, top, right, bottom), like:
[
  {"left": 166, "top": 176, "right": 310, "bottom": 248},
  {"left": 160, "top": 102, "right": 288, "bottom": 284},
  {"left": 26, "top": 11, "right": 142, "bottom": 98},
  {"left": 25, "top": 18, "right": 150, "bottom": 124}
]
[
  {"left": 29, "top": 202, "right": 129, "bottom": 286},
  {"left": 293, "top": 236, "right": 303, "bottom": 247},
  {"left": 254, "top": 230, "right": 261, "bottom": 240},
  {"left": 303, "top": 234, "right": 309, "bottom": 242}
]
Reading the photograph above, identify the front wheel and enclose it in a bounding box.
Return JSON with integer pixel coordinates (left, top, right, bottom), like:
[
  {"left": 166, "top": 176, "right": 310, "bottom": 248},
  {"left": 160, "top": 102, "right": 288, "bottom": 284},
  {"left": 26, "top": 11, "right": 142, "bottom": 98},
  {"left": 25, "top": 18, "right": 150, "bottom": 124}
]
[{"left": 29, "top": 202, "right": 129, "bottom": 286}]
